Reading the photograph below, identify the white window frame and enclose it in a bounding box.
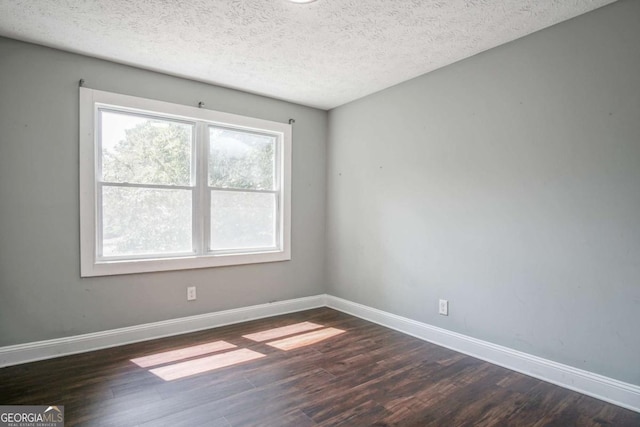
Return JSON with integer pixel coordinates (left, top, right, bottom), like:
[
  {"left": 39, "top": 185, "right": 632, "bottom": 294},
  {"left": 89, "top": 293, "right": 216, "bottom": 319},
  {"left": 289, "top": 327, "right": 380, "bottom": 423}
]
[{"left": 79, "top": 88, "right": 291, "bottom": 277}]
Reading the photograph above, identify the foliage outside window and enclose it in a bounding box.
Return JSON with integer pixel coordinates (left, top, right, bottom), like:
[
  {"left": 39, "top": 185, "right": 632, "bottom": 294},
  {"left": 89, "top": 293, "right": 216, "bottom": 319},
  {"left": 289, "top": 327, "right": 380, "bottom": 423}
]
[{"left": 79, "top": 88, "right": 291, "bottom": 276}]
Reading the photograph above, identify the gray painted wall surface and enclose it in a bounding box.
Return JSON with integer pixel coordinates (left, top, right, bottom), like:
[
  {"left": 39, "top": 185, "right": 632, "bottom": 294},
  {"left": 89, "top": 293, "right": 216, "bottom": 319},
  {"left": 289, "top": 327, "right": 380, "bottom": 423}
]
[
  {"left": 0, "top": 38, "right": 327, "bottom": 346},
  {"left": 326, "top": 0, "right": 640, "bottom": 385}
]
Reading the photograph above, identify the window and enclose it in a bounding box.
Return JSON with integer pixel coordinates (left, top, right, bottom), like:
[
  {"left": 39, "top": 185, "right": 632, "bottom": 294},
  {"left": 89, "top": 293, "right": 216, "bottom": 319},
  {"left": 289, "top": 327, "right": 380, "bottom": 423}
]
[{"left": 79, "top": 88, "right": 291, "bottom": 276}]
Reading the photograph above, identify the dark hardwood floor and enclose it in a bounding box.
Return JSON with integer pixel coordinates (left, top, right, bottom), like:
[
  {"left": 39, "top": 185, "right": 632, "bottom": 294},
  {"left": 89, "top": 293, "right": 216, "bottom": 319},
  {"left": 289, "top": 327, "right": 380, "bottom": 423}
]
[{"left": 1, "top": 308, "right": 638, "bottom": 426}]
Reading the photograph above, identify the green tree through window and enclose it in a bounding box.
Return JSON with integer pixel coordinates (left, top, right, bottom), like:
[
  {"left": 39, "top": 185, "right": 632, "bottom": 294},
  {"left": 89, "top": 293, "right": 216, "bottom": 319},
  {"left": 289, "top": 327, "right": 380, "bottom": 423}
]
[{"left": 101, "top": 116, "right": 193, "bottom": 256}]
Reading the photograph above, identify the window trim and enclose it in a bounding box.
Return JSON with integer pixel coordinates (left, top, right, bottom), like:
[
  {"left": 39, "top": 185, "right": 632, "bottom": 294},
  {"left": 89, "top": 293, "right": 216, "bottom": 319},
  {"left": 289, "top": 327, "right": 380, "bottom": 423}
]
[{"left": 79, "top": 88, "right": 291, "bottom": 277}]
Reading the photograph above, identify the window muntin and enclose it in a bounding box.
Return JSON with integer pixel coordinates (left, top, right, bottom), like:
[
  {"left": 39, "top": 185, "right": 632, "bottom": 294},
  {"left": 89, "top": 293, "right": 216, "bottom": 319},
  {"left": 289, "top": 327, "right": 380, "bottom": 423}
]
[{"left": 80, "top": 88, "right": 291, "bottom": 276}]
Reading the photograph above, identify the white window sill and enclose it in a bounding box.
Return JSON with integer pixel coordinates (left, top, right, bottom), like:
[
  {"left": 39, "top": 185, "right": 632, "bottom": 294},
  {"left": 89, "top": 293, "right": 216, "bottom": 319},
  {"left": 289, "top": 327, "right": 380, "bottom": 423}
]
[{"left": 81, "top": 250, "right": 291, "bottom": 277}]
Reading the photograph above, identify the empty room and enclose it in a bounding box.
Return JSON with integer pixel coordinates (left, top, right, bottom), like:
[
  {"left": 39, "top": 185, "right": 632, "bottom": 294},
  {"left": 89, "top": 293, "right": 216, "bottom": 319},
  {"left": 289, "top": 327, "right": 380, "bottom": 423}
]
[{"left": 0, "top": 0, "right": 639, "bottom": 425}]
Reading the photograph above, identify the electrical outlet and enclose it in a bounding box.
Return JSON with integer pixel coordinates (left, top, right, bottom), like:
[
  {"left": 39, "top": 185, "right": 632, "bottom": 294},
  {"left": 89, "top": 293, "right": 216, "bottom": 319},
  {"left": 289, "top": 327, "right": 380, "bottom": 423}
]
[
  {"left": 187, "top": 286, "right": 197, "bottom": 301},
  {"left": 439, "top": 299, "right": 448, "bottom": 316}
]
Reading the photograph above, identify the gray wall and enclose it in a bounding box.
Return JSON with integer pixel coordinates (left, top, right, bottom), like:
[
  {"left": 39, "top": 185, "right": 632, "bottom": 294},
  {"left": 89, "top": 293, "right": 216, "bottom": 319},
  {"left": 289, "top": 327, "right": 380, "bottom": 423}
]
[
  {"left": 326, "top": 0, "right": 640, "bottom": 386},
  {"left": 0, "top": 38, "right": 327, "bottom": 346}
]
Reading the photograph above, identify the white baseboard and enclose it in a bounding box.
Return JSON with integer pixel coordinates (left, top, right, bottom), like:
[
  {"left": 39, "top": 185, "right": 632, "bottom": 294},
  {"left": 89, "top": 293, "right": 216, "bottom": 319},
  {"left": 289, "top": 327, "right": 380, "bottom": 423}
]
[
  {"left": 0, "top": 295, "right": 326, "bottom": 368},
  {"left": 1, "top": 293, "right": 637, "bottom": 413},
  {"left": 325, "top": 295, "right": 640, "bottom": 413}
]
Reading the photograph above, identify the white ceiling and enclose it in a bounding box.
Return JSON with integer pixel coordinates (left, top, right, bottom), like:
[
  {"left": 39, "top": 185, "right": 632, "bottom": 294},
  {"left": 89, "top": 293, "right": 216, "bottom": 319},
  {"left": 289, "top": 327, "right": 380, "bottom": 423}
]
[{"left": 0, "top": 0, "right": 616, "bottom": 110}]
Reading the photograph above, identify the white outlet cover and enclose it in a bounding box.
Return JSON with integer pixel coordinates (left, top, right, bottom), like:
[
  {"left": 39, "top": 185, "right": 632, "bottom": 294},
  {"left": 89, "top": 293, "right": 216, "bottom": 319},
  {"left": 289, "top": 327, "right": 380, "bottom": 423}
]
[
  {"left": 187, "top": 286, "right": 197, "bottom": 301},
  {"left": 439, "top": 299, "right": 448, "bottom": 316}
]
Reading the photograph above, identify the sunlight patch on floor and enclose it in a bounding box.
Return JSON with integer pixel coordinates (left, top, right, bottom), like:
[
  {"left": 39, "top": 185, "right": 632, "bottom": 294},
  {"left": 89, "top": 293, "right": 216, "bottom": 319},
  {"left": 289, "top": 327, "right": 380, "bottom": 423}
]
[
  {"left": 149, "top": 348, "right": 266, "bottom": 381},
  {"left": 130, "top": 340, "right": 237, "bottom": 368},
  {"left": 242, "top": 321, "right": 324, "bottom": 342},
  {"left": 131, "top": 321, "right": 347, "bottom": 381},
  {"left": 266, "top": 328, "right": 346, "bottom": 351}
]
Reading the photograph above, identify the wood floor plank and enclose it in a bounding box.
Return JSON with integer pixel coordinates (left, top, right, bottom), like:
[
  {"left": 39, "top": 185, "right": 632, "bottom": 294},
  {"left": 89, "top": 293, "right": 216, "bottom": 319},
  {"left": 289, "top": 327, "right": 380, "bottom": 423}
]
[
  {"left": 226, "top": 407, "right": 318, "bottom": 427},
  {"left": 1, "top": 308, "right": 638, "bottom": 426}
]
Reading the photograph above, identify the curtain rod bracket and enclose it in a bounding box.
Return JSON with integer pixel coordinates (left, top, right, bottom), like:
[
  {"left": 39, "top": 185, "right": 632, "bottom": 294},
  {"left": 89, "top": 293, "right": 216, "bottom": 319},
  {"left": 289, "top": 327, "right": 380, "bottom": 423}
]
[
  {"left": 79, "top": 79, "right": 85, "bottom": 87},
  {"left": 198, "top": 101, "right": 205, "bottom": 108},
  {"left": 289, "top": 118, "right": 295, "bottom": 124}
]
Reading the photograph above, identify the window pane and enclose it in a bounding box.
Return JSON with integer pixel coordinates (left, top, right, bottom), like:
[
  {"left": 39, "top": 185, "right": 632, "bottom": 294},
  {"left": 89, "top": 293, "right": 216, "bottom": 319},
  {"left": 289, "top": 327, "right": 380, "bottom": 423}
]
[
  {"left": 210, "top": 191, "right": 276, "bottom": 251},
  {"left": 102, "top": 186, "right": 192, "bottom": 257},
  {"left": 209, "top": 127, "right": 275, "bottom": 190},
  {"left": 101, "top": 110, "right": 193, "bottom": 186}
]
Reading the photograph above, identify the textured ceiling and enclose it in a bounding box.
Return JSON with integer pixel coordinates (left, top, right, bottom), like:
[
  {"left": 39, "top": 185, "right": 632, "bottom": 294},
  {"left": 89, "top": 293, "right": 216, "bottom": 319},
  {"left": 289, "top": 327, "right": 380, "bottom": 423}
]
[{"left": 0, "top": 0, "right": 616, "bottom": 109}]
